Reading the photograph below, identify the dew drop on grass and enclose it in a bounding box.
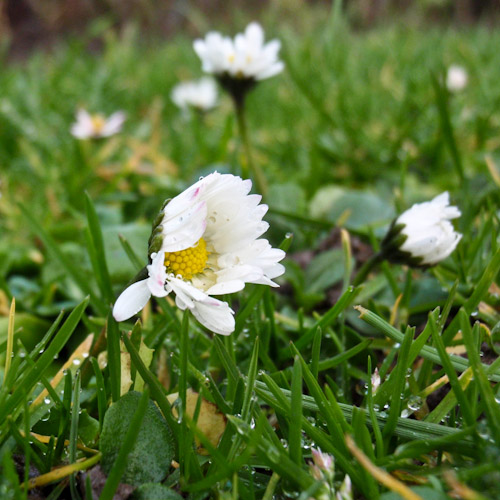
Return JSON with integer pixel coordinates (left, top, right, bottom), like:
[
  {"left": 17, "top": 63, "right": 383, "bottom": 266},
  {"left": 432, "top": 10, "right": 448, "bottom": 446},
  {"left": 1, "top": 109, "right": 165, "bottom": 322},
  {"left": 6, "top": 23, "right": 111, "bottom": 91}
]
[
  {"left": 73, "top": 359, "right": 81, "bottom": 366},
  {"left": 407, "top": 395, "right": 423, "bottom": 411},
  {"left": 44, "top": 398, "right": 51, "bottom": 405}
]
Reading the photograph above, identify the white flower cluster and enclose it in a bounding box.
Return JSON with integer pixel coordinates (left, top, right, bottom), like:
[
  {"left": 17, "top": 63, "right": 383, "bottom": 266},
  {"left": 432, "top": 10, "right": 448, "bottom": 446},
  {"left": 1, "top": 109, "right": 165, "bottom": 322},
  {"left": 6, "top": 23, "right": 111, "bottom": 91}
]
[
  {"left": 193, "top": 22, "right": 284, "bottom": 82},
  {"left": 113, "top": 172, "right": 285, "bottom": 335}
]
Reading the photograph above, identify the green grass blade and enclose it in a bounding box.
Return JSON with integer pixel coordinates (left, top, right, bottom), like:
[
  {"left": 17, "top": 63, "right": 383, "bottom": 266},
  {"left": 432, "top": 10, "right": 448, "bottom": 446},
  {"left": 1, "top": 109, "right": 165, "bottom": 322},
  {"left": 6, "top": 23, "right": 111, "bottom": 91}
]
[
  {"left": 0, "top": 297, "right": 89, "bottom": 424},
  {"left": 288, "top": 356, "right": 303, "bottom": 466},
  {"left": 460, "top": 312, "right": 500, "bottom": 443},
  {"left": 106, "top": 312, "right": 121, "bottom": 402}
]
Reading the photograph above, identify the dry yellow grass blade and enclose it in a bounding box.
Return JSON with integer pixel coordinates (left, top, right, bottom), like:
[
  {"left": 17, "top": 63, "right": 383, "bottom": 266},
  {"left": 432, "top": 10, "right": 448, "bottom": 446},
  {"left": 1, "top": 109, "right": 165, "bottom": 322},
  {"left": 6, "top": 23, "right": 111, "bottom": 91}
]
[
  {"left": 20, "top": 430, "right": 98, "bottom": 454},
  {"left": 345, "top": 435, "right": 424, "bottom": 500},
  {"left": 21, "top": 452, "right": 102, "bottom": 490}
]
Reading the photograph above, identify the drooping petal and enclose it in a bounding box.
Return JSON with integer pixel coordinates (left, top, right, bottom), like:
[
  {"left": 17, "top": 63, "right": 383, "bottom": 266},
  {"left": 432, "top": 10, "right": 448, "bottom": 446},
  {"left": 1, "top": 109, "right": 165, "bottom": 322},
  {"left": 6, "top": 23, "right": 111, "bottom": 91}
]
[
  {"left": 112, "top": 280, "right": 151, "bottom": 322},
  {"left": 190, "top": 298, "right": 235, "bottom": 336}
]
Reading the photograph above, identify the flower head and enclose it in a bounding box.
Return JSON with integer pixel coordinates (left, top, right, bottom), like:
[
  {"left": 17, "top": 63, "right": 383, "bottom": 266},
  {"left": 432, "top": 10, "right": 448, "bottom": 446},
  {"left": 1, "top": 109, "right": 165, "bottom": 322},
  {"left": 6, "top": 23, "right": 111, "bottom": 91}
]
[
  {"left": 446, "top": 65, "right": 468, "bottom": 92},
  {"left": 113, "top": 172, "right": 285, "bottom": 335},
  {"left": 171, "top": 78, "right": 218, "bottom": 112},
  {"left": 193, "top": 22, "right": 283, "bottom": 105},
  {"left": 71, "top": 109, "right": 126, "bottom": 139},
  {"left": 382, "top": 192, "right": 462, "bottom": 267}
]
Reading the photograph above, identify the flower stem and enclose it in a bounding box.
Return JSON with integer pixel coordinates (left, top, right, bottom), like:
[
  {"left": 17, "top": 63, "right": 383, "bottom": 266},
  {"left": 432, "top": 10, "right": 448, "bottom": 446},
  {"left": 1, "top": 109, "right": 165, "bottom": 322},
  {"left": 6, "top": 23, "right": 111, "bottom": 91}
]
[
  {"left": 234, "top": 99, "right": 268, "bottom": 196},
  {"left": 352, "top": 252, "right": 384, "bottom": 286}
]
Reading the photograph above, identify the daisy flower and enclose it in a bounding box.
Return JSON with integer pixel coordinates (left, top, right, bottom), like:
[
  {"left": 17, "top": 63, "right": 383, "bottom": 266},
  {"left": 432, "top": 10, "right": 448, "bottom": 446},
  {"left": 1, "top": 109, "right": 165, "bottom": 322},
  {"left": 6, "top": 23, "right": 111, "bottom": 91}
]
[
  {"left": 171, "top": 77, "right": 218, "bottom": 112},
  {"left": 193, "top": 22, "right": 284, "bottom": 104},
  {"left": 112, "top": 172, "right": 286, "bottom": 335},
  {"left": 382, "top": 192, "right": 462, "bottom": 266},
  {"left": 71, "top": 109, "right": 126, "bottom": 139}
]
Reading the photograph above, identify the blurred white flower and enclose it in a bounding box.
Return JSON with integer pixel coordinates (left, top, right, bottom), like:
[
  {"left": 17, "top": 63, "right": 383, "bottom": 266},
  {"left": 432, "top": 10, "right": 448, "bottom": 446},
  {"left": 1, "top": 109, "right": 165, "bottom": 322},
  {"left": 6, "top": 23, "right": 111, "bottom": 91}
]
[
  {"left": 311, "top": 448, "right": 334, "bottom": 473},
  {"left": 193, "top": 22, "right": 284, "bottom": 82},
  {"left": 113, "top": 172, "right": 286, "bottom": 335},
  {"left": 171, "top": 78, "right": 218, "bottom": 111},
  {"left": 446, "top": 65, "right": 468, "bottom": 92},
  {"left": 71, "top": 109, "right": 126, "bottom": 139},
  {"left": 384, "top": 192, "right": 462, "bottom": 267}
]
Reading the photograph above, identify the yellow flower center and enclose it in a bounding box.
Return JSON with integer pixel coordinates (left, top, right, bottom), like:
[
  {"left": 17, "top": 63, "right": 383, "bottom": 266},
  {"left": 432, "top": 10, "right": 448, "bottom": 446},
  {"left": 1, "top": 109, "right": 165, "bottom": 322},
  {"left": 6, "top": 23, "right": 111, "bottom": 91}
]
[
  {"left": 164, "top": 238, "right": 208, "bottom": 280},
  {"left": 91, "top": 115, "right": 106, "bottom": 134}
]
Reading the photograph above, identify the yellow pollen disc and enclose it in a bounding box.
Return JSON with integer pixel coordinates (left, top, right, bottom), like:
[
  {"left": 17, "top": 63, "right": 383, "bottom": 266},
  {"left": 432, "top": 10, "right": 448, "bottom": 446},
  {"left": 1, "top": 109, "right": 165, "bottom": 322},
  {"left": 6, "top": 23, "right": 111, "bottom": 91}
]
[
  {"left": 91, "top": 115, "right": 106, "bottom": 134},
  {"left": 164, "top": 238, "right": 208, "bottom": 280}
]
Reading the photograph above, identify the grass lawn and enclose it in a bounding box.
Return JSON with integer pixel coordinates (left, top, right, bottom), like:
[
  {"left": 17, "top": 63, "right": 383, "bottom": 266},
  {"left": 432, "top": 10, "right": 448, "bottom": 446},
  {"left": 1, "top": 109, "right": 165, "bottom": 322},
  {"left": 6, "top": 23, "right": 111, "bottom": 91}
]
[{"left": 1, "top": 4, "right": 500, "bottom": 499}]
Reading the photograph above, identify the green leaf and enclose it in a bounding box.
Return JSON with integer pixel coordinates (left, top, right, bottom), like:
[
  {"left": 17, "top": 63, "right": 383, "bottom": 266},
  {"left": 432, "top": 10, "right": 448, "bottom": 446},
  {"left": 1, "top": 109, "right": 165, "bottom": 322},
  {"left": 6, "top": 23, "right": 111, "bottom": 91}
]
[
  {"left": 132, "top": 483, "right": 183, "bottom": 500},
  {"left": 100, "top": 391, "right": 175, "bottom": 487}
]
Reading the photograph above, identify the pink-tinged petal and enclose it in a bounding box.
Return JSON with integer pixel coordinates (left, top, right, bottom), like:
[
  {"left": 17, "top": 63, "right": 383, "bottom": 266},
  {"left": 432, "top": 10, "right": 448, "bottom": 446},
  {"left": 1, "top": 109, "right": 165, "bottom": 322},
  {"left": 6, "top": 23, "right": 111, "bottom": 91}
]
[
  {"left": 113, "top": 279, "right": 151, "bottom": 322},
  {"left": 146, "top": 252, "right": 169, "bottom": 297},
  {"left": 161, "top": 200, "right": 207, "bottom": 252}
]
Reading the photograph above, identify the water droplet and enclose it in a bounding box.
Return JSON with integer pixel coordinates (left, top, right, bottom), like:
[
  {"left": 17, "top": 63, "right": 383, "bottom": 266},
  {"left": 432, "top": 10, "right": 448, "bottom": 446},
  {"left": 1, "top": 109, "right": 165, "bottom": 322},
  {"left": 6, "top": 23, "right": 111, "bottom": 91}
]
[
  {"left": 44, "top": 398, "right": 51, "bottom": 405},
  {"left": 73, "top": 359, "right": 81, "bottom": 366},
  {"left": 407, "top": 395, "right": 423, "bottom": 412}
]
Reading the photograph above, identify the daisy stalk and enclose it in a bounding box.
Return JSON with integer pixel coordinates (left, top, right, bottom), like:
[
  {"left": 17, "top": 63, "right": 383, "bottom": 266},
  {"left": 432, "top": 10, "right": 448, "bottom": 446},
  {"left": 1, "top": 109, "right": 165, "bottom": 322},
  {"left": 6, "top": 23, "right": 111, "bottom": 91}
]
[{"left": 194, "top": 22, "right": 284, "bottom": 196}]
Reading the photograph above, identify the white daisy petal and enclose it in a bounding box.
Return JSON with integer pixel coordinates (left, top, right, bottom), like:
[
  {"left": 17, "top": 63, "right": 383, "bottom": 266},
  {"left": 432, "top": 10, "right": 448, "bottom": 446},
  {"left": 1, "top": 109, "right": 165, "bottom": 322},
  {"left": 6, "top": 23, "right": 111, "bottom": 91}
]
[
  {"left": 191, "top": 298, "right": 235, "bottom": 336},
  {"left": 171, "top": 77, "right": 218, "bottom": 111},
  {"left": 102, "top": 111, "right": 126, "bottom": 136},
  {"left": 146, "top": 252, "right": 169, "bottom": 297},
  {"left": 112, "top": 280, "right": 151, "bottom": 322}
]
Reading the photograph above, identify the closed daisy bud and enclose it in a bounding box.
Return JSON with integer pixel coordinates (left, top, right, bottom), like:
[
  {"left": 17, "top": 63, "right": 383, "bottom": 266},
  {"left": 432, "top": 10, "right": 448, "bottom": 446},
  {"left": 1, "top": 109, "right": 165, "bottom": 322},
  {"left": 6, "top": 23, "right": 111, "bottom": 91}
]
[
  {"left": 171, "top": 78, "right": 218, "bottom": 112},
  {"left": 381, "top": 192, "right": 462, "bottom": 267},
  {"left": 193, "top": 22, "right": 284, "bottom": 105},
  {"left": 113, "top": 172, "right": 286, "bottom": 335},
  {"left": 71, "top": 109, "right": 126, "bottom": 139}
]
